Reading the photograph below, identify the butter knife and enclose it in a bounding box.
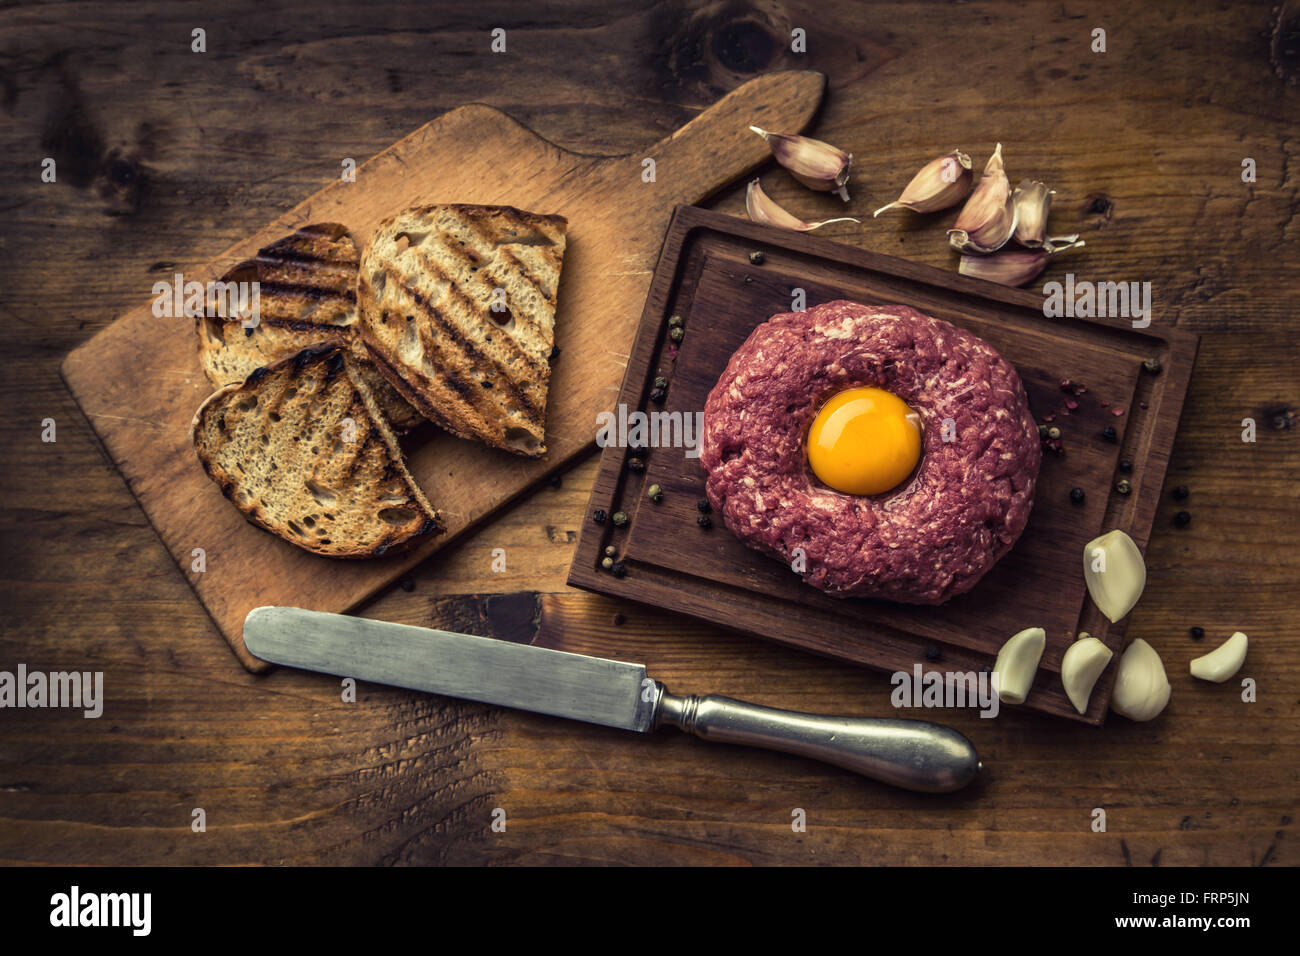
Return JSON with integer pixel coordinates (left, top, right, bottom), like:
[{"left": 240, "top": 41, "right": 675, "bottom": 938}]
[{"left": 244, "top": 606, "right": 982, "bottom": 792}]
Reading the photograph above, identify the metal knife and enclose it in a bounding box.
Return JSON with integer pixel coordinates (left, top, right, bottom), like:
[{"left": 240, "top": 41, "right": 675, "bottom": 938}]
[{"left": 243, "top": 606, "right": 982, "bottom": 792}]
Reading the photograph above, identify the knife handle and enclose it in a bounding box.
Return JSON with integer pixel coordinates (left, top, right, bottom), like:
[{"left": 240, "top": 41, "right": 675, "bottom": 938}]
[{"left": 652, "top": 686, "right": 981, "bottom": 793}]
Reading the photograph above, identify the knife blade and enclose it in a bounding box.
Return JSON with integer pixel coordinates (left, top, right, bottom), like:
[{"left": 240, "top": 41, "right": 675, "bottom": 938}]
[{"left": 244, "top": 606, "right": 982, "bottom": 792}]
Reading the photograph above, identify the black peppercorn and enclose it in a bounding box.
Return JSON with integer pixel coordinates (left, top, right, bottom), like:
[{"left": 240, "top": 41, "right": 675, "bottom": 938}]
[
  {"left": 1102, "top": 425, "right": 1117, "bottom": 441},
  {"left": 649, "top": 387, "right": 666, "bottom": 404},
  {"left": 1070, "top": 487, "right": 1086, "bottom": 503},
  {"left": 399, "top": 574, "right": 415, "bottom": 593},
  {"left": 627, "top": 457, "right": 644, "bottom": 472},
  {"left": 1038, "top": 424, "right": 1050, "bottom": 439},
  {"left": 1175, "top": 510, "right": 1191, "bottom": 526},
  {"left": 749, "top": 251, "right": 765, "bottom": 265},
  {"left": 611, "top": 561, "right": 627, "bottom": 578},
  {"left": 547, "top": 472, "right": 562, "bottom": 488},
  {"left": 697, "top": 515, "right": 712, "bottom": 529},
  {"left": 1173, "top": 485, "right": 1189, "bottom": 500},
  {"left": 613, "top": 612, "right": 625, "bottom": 626},
  {"left": 1118, "top": 459, "right": 1133, "bottom": 473},
  {"left": 612, "top": 511, "right": 628, "bottom": 527},
  {"left": 697, "top": 499, "right": 711, "bottom": 513},
  {"left": 924, "top": 646, "right": 941, "bottom": 662},
  {"left": 1190, "top": 626, "right": 1205, "bottom": 639},
  {"left": 592, "top": 509, "right": 607, "bottom": 525}
]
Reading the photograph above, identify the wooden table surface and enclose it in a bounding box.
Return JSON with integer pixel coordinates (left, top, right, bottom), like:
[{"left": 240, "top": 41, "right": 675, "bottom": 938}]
[{"left": 1, "top": 0, "right": 1296, "bottom": 866}]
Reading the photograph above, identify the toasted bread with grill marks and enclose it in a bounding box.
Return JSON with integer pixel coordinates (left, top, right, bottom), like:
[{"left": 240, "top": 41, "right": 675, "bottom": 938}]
[
  {"left": 196, "top": 223, "right": 424, "bottom": 432},
  {"left": 191, "top": 346, "right": 441, "bottom": 558},
  {"left": 356, "top": 204, "right": 568, "bottom": 457}
]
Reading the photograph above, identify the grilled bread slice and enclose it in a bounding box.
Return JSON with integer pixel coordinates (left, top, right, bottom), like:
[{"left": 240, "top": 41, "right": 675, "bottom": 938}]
[
  {"left": 192, "top": 346, "right": 441, "bottom": 558},
  {"left": 356, "top": 204, "right": 568, "bottom": 456},
  {"left": 196, "top": 223, "right": 424, "bottom": 432}
]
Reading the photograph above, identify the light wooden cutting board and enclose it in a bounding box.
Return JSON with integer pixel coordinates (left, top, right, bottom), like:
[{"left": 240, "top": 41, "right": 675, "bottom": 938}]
[{"left": 60, "top": 72, "right": 826, "bottom": 671}]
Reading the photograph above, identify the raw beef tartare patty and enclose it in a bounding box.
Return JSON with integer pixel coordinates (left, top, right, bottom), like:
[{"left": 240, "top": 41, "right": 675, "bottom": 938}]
[{"left": 699, "top": 300, "right": 1040, "bottom": 604}]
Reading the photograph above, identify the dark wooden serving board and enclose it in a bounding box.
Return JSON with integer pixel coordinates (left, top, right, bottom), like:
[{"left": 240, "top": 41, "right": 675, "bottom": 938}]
[
  {"left": 568, "top": 206, "right": 1198, "bottom": 724},
  {"left": 58, "top": 73, "right": 825, "bottom": 671}
]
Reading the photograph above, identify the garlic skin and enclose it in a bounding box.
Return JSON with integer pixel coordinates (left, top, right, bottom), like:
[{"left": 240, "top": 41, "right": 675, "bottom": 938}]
[
  {"left": 1012, "top": 180, "right": 1055, "bottom": 248},
  {"left": 1190, "top": 631, "right": 1248, "bottom": 683},
  {"left": 1110, "top": 638, "right": 1171, "bottom": 721},
  {"left": 1060, "top": 636, "right": 1114, "bottom": 714},
  {"left": 948, "top": 143, "right": 1017, "bottom": 254},
  {"left": 873, "top": 150, "right": 973, "bottom": 217},
  {"left": 958, "top": 237, "right": 1085, "bottom": 287},
  {"left": 745, "top": 179, "right": 859, "bottom": 232},
  {"left": 749, "top": 126, "right": 853, "bottom": 201},
  {"left": 1083, "top": 529, "right": 1147, "bottom": 622},
  {"left": 992, "top": 626, "right": 1046, "bottom": 705}
]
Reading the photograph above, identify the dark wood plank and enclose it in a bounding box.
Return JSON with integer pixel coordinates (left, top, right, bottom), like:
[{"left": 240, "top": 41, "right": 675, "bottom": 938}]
[
  {"left": 568, "top": 207, "right": 1197, "bottom": 723},
  {"left": 0, "top": 0, "right": 1295, "bottom": 866}
]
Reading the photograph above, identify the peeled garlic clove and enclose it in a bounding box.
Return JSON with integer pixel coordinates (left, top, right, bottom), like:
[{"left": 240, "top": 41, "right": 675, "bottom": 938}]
[
  {"left": 745, "top": 179, "right": 860, "bottom": 232},
  {"left": 993, "top": 626, "right": 1046, "bottom": 705},
  {"left": 1190, "top": 631, "right": 1248, "bottom": 683},
  {"left": 1110, "top": 638, "right": 1171, "bottom": 721},
  {"left": 750, "top": 126, "right": 853, "bottom": 201},
  {"left": 1012, "top": 180, "right": 1054, "bottom": 248},
  {"left": 958, "top": 237, "right": 1085, "bottom": 287},
  {"left": 1083, "top": 529, "right": 1146, "bottom": 622},
  {"left": 873, "top": 150, "right": 973, "bottom": 217},
  {"left": 1060, "top": 637, "right": 1113, "bottom": 714},
  {"left": 947, "top": 143, "right": 1017, "bottom": 254}
]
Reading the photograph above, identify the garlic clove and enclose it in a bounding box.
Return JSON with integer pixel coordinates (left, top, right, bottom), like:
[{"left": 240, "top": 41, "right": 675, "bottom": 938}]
[
  {"left": 958, "top": 237, "right": 1085, "bottom": 287},
  {"left": 1083, "top": 529, "right": 1147, "bottom": 622},
  {"left": 1012, "top": 180, "right": 1054, "bottom": 248},
  {"left": 1060, "top": 636, "right": 1114, "bottom": 714},
  {"left": 1190, "top": 631, "right": 1248, "bottom": 683},
  {"left": 873, "top": 150, "right": 973, "bottom": 217},
  {"left": 993, "top": 626, "right": 1046, "bottom": 705},
  {"left": 947, "top": 143, "right": 1017, "bottom": 254},
  {"left": 749, "top": 126, "right": 853, "bottom": 201},
  {"left": 1110, "top": 638, "right": 1171, "bottom": 721},
  {"left": 745, "top": 179, "right": 860, "bottom": 232}
]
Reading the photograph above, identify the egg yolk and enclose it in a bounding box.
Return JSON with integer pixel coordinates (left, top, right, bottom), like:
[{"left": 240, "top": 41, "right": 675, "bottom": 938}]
[{"left": 807, "top": 387, "right": 922, "bottom": 496}]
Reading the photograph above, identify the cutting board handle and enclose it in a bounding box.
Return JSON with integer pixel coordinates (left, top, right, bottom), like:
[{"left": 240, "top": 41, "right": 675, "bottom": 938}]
[{"left": 634, "top": 70, "right": 826, "bottom": 206}]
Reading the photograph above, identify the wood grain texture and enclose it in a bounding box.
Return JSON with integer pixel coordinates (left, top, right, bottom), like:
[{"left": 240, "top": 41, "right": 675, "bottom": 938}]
[
  {"left": 568, "top": 206, "right": 1198, "bottom": 724},
  {"left": 59, "top": 72, "right": 825, "bottom": 671},
  {"left": 0, "top": 0, "right": 1296, "bottom": 865}
]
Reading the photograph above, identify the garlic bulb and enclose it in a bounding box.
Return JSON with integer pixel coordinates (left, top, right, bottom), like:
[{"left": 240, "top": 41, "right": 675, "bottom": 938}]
[
  {"left": 1083, "top": 530, "right": 1147, "bottom": 623},
  {"left": 958, "top": 237, "right": 1085, "bottom": 287},
  {"left": 947, "top": 143, "right": 1017, "bottom": 254},
  {"left": 992, "top": 626, "right": 1046, "bottom": 705},
  {"left": 1110, "top": 638, "right": 1171, "bottom": 721},
  {"left": 745, "top": 179, "right": 859, "bottom": 232},
  {"left": 749, "top": 126, "right": 853, "bottom": 201},
  {"left": 1190, "top": 631, "right": 1248, "bottom": 683},
  {"left": 1060, "top": 636, "right": 1113, "bottom": 714},
  {"left": 873, "top": 150, "right": 973, "bottom": 217},
  {"left": 1012, "top": 180, "right": 1054, "bottom": 248}
]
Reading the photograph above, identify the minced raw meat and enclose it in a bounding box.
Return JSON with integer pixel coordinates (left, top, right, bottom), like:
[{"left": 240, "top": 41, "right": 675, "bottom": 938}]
[{"left": 699, "top": 300, "right": 1040, "bottom": 604}]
